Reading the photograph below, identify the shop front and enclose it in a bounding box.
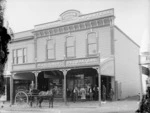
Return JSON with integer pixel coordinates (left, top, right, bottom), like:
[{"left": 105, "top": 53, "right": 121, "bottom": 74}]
[
  {"left": 37, "top": 71, "right": 64, "bottom": 98},
  {"left": 10, "top": 56, "right": 115, "bottom": 104},
  {"left": 66, "top": 68, "right": 114, "bottom": 102}
]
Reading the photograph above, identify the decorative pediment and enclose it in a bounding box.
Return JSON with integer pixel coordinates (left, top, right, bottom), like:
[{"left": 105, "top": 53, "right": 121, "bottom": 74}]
[
  {"left": 60, "top": 10, "right": 81, "bottom": 21},
  {"left": 34, "top": 9, "right": 114, "bottom": 31}
]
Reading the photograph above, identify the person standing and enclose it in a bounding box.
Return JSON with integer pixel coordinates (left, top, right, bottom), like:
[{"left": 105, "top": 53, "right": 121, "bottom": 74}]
[
  {"left": 73, "top": 86, "right": 78, "bottom": 102},
  {"left": 110, "top": 88, "right": 114, "bottom": 101},
  {"left": 93, "top": 85, "right": 98, "bottom": 100},
  {"left": 89, "top": 86, "right": 93, "bottom": 101},
  {"left": 29, "top": 81, "right": 35, "bottom": 106},
  {"left": 80, "top": 86, "right": 86, "bottom": 102},
  {"left": 102, "top": 85, "right": 106, "bottom": 102}
]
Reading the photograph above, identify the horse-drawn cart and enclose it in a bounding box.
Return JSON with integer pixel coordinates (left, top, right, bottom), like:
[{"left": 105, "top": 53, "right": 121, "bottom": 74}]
[
  {"left": 15, "top": 88, "right": 54, "bottom": 108},
  {"left": 15, "top": 90, "right": 29, "bottom": 104}
]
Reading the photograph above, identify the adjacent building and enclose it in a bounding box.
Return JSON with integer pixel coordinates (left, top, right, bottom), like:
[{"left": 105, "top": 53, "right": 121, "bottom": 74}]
[{"left": 6, "top": 9, "right": 140, "bottom": 104}]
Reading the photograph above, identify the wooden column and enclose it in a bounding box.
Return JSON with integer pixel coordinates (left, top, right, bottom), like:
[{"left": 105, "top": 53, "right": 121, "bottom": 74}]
[
  {"left": 33, "top": 71, "right": 40, "bottom": 89},
  {"left": 10, "top": 73, "right": 15, "bottom": 105},
  {"left": 97, "top": 67, "right": 101, "bottom": 106},
  {"left": 61, "top": 69, "right": 68, "bottom": 105},
  {"left": 111, "top": 77, "right": 115, "bottom": 100},
  {"left": 94, "top": 52, "right": 101, "bottom": 106},
  {"left": 93, "top": 66, "right": 101, "bottom": 106}
]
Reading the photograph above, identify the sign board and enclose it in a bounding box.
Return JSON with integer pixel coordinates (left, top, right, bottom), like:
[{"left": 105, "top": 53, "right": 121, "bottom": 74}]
[
  {"left": 37, "top": 61, "right": 64, "bottom": 69},
  {"left": 37, "top": 57, "right": 99, "bottom": 69},
  {"left": 140, "top": 55, "right": 150, "bottom": 65},
  {"left": 66, "top": 58, "right": 98, "bottom": 67}
]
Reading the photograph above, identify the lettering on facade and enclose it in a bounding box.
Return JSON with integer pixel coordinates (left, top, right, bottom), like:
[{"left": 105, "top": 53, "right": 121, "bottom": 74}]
[
  {"left": 37, "top": 58, "right": 99, "bottom": 69},
  {"left": 37, "top": 61, "right": 64, "bottom": 69},
  {"left": 66, "top": 58, "right": 99, "bottom": 67}
]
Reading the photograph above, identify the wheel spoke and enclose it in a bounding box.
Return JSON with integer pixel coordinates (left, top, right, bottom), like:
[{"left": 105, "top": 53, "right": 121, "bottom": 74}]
[{"left": 15, "top": 91, "right": 28, "bottom": 105}]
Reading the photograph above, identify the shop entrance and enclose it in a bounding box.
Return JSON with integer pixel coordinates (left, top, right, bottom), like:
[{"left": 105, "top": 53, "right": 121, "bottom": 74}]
[
  {"left": 66, "top": 68, "right": 98, "bottom": 101},
  {"left": 13, "top": 72, "right": 35, "bottom": 102},
  {"left": 66, "top": 68, "right": 114, "bottom": 101},
  {"left": 101, "top": 75, "right": 113, "bottom": 101},
  {"left": 37, "top": 71, "right": 63, "bottom": 98},
  {"left": 37, "top": 69, "right": 114, "bottom": 101}
]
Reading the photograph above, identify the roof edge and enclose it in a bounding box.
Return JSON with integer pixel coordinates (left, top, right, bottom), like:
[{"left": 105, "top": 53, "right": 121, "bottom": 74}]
[
  {"left": 14, "top": 29, "right": 34, "bottom": 34},
  {"left": 114, "top": 26, "right": 140, "bottom": 48}
]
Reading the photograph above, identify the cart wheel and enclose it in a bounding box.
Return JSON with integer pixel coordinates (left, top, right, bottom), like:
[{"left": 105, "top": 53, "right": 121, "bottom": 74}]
[{"left": 15, "top": 91, "right": 28, "bottom": 105}]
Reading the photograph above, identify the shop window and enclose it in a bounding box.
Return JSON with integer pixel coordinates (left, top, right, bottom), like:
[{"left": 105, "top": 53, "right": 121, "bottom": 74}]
[
  {"left": 13, "top": 50, "right": 17, "bottom": 64},
  {"left": 13, "top": 48, "right": 27, "bottom": 64},
  {"left": 87, "top": 32, "right": 98, "bottom": 56},
  {"left": 66, "top": 36, "right": 75, "bottom": 58},
  {"left": 47, "top": 38, "right": 55, "bottom": 60}
]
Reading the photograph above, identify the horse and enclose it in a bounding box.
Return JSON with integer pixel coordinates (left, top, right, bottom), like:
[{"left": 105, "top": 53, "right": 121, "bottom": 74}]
[
  {"left": 37, "top": 89, "right": 55, "bottom": 108},
  {"left": 29, "top": 89, "right": 40, "bottom": 107}
]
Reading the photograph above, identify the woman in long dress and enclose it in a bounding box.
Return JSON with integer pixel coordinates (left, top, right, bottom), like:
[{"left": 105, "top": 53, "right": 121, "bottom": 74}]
[{"left": 80, "top": 87, "right": 86, "bottom": 101}]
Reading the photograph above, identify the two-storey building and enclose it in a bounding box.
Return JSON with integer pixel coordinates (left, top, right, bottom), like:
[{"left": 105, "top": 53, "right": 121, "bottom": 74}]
[{"left": 7, "top": 9, "right": 140, "bottom": 104}]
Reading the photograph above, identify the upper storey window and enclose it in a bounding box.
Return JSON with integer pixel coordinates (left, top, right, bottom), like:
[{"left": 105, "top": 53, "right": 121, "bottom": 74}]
[
  {"left": 87, "top": 32, "right": 98, "bottom": 56},
  {"left": 66, "top": 36, "right": 75, "bottom": 58},
  {"left": 13, "top": 48, "right": 27, "bottom": 64},
  {"left": 47, "top": 38, "right": 55, "bottom": 60}
]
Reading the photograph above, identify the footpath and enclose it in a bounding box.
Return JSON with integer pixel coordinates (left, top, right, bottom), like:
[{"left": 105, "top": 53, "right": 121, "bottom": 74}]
[{"left": 0, "top": 99, "right": 139, "bottom": 113}]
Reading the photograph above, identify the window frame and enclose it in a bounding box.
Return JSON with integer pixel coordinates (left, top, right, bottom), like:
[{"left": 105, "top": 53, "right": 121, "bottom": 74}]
[
  {"left": 13, "top": 50, "right": 17, "bottom": 64},
  {"left": 12, "top": 48, "right": 27, "bottom": 64},
  {"left": 46, "top": 38, "right": 56, "bottom": 60},
  {"left": 66, "top": 35, "right": 76, "bottom": 58},
  {"left": 87, "top": 32, "right": 98, "bottom": 56}
]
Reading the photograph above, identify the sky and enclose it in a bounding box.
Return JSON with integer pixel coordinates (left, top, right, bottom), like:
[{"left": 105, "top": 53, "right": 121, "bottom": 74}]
[{"left": 4, "top": 0, "right": 150, "bottom": 46}]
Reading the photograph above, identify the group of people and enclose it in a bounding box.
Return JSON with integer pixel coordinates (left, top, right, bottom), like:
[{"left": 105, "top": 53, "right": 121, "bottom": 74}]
[
  {"left": 29, "top": 81, "right": 114, "bottom": 103},
  {"left": 67, "top": 85, "right": 114, "bottom": 102},
  {"left": 67, "top": 85, "right": 100, "bottom": 102}
]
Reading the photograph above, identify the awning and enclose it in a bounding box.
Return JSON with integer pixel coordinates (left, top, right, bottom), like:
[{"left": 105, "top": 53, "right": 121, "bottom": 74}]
[
  {"left": 13, "top": 72, "right": 35, "bottom": 80},
  {"left": 100, "top": 56, "right": 114, "bottom": 76}
]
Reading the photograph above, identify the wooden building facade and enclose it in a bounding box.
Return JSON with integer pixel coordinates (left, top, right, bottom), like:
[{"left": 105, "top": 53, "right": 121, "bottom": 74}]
[{"left": 6, "top": 9, "right": 140, "bottom": 104}]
